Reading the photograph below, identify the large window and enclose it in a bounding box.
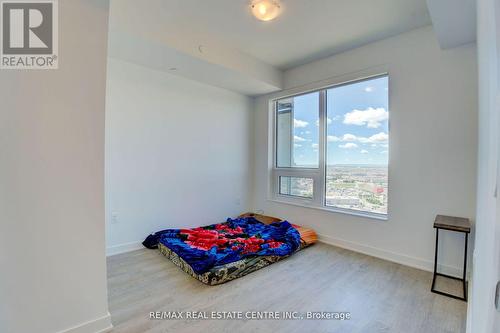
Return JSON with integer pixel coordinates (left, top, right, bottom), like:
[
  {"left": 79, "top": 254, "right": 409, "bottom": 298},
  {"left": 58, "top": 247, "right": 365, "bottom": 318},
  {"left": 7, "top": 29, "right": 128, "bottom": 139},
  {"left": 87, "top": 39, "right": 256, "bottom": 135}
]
[{"left": 273, "top": 75, "right": 389, "bottom": 219}]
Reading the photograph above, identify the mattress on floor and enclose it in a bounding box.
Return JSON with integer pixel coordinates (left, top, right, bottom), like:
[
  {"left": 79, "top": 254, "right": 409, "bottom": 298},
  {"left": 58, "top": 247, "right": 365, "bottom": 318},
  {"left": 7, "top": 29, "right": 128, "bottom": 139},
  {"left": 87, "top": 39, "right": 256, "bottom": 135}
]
[{"left": 158, "top": 213, "right": 317, "bottom": 285}]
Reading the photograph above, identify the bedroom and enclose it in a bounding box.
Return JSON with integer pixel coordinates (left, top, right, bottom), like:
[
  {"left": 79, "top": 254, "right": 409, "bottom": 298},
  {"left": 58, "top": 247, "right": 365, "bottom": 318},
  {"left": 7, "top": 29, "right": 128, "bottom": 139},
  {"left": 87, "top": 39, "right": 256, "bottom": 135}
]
[{"left": 1, "top": 0, "right": 499, "bottom": 333}]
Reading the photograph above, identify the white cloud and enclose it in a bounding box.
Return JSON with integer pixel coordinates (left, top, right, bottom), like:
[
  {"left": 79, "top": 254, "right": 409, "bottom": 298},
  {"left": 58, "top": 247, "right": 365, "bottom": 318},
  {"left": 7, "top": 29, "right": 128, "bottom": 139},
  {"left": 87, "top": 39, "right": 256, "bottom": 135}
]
[
  {"left": 294, "top": 119, "right": 309, "bottom": 128},
  {"left": 327, "top": 133, "right": 360, "bottom": 142},
  {"left": 294, "top": 135, "right": 306, "bottom": 142},
  {"left": 341, "top": 133, "right": 358, "bottom": 142},
  {"left": 380, "top": 150, "right": 388, "bottom": 154},
  {"left": 358, "top": 132, "right": 388, "bottom": 144},
  {"left": 311, "top": 143, "right": 319, "bottom": 150},
  {"left": 343, "top": 107, "right": 388, "bottom": 128},
  {"left": 294, "top": 144, "right": 302, "bottom": 148},
  {"left": 327, "top": 135, "right": 340, "bottom": 142},
  {"left": 339, "top": 143, "right": 358, "bottom": 149},
  {"left": 329, "top": 132, "right": 388, "bottom": 144},
  {"left": 364, "top": 86, "right": 374, "bottom": 92},
  {"left": 360, "top": 150, "right": 369, "bottom": 154}
]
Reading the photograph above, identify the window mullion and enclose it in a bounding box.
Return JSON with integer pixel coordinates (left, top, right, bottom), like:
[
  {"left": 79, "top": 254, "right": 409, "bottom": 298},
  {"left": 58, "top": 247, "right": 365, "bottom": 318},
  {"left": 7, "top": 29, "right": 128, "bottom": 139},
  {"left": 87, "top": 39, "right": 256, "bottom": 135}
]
[{"left": 315, "top": 90, "right": 326, "bottom": 207}]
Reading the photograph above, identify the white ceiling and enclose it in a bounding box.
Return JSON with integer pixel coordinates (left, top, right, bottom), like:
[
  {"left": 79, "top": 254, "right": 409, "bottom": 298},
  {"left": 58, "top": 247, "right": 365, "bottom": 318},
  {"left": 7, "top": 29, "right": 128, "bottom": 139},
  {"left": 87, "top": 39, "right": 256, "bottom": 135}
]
[
  {"left": 110, "top": 0, "right": 432, "bottom": 70},
  {"left": 108, "top": 0, "right": 475, "bottom": 96}
]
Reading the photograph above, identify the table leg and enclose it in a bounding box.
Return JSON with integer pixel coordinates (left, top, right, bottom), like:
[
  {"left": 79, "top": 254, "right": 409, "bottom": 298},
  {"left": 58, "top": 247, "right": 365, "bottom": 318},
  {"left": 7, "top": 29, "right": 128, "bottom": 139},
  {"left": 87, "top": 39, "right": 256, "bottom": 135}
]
[
  {"left": 431, "top": 228, "right": 439, "bottom": 292},
  {"left": 463, "top": 232, "right": 468, "bottom": 301}
]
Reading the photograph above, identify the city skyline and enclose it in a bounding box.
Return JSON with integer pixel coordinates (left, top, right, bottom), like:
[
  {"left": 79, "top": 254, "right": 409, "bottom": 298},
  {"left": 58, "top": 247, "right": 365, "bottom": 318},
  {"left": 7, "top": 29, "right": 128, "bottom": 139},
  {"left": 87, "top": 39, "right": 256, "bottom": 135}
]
[{"left": 280, "top": 165, "right": 388, "bottom": 215}]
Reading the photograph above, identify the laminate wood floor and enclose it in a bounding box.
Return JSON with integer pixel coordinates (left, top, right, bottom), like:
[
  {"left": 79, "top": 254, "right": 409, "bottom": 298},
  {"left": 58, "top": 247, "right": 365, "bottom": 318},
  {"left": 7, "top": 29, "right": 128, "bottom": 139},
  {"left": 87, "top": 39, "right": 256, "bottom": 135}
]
[{"left": 107, "top": 243, "right": 466, "bottom": 333}]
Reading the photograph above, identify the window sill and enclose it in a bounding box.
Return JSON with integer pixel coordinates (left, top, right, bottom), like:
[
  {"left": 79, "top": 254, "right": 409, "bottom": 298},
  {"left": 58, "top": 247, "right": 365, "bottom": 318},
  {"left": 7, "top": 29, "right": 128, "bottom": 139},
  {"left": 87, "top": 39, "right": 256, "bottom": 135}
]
[{"left": 268, "top": 198, "right": 388, "bottom": 221}]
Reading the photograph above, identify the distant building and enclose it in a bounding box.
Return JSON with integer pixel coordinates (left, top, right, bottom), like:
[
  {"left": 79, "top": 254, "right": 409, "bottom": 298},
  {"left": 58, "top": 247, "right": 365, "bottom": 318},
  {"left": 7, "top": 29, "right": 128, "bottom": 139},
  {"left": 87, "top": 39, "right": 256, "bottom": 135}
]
[{"left": 326, "top": 196, "right": 360, "bottom": 206}]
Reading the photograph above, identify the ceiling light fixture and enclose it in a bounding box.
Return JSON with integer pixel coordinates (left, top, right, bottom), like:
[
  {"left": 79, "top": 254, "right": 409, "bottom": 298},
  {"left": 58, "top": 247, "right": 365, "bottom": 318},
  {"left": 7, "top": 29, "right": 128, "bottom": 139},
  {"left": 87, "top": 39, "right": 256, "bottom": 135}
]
[{"left": 251, "top": 0, "right": 281, "bottom": 22}]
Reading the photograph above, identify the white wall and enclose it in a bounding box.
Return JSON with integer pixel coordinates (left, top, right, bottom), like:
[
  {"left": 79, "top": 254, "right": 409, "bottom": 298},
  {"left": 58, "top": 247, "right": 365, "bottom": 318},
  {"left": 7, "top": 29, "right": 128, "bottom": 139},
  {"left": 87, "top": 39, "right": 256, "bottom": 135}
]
[
  {"left": 0, "top": 1, "right": 111, "bottom": 333},
  {"left": 105, "top": 58, "right": 253, "bottom": 255},
  {"left": 253, "top": 26, "right": 477, "bottom": 275},
  {"left": 468, "top": 0, "right": 500, "bottom": 332}
]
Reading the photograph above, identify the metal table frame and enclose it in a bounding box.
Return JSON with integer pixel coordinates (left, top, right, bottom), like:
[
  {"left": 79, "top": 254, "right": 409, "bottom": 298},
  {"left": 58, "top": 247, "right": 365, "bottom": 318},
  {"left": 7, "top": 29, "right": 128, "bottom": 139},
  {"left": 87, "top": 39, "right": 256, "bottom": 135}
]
[{"left": 431, "top": 226, "right": 469, "bottom": 302}]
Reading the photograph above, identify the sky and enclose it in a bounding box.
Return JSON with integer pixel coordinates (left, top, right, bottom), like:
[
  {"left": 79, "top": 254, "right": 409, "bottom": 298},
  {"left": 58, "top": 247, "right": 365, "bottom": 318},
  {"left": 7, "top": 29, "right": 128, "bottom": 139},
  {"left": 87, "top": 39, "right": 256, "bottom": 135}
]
[{"left": 288, "top": 76, "right": 389, "bottom": 167}]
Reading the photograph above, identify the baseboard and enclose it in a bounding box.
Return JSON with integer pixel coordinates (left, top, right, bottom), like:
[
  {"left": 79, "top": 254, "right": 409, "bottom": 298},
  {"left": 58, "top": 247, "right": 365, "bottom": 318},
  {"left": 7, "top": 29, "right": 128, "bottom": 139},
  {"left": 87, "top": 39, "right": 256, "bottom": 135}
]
[
  {"left": 56, "top": 313, "right": 112, "bottom": 333},
  {"left": 317, "top": 233, "right": 463, "bottom": 277},
  {"left": 106, "top": 240, "right": 143, "bottom": 256}
]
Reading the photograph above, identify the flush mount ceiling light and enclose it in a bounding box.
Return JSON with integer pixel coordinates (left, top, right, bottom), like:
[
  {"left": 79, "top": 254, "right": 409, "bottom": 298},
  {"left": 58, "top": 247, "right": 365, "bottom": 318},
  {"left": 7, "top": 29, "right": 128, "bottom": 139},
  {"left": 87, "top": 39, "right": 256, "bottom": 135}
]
[{"left": 251, "top": 0, "right": 281, "bottom": 21}]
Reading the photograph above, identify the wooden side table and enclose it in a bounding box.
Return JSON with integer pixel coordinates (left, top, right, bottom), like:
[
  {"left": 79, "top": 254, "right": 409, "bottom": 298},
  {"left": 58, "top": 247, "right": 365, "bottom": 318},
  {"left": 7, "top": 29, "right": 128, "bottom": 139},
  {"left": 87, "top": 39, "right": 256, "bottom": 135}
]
[{"left": 431, "top": 215, "right": 471, "bottom": 301}]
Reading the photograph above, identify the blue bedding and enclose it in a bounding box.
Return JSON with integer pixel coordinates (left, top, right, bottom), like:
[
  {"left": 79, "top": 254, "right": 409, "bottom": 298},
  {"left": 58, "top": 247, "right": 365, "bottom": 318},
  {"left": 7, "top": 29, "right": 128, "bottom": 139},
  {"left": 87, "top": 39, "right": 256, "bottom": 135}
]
[{"left": 143, "top": 217, "right": 301, "bottom": 274}]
